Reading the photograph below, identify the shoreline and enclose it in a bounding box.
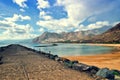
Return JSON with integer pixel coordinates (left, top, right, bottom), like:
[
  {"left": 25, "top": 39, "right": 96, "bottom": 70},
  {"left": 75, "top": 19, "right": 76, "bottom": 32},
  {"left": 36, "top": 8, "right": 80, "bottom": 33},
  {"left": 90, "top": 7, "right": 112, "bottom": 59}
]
[
  {"left": 0, "top": 44, "right": 95, "bottom": 80},
  {"left": 64, "top": 43, "right": 120, "bottom": 70}
]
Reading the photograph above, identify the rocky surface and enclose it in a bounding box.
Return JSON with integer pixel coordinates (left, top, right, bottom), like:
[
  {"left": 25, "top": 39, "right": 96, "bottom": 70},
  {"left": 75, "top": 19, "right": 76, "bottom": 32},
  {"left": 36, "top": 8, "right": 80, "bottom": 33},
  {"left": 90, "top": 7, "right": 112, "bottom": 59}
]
[
  {"left": 33, "top": 31, "right": 96, "bottom": 43},
  {"left": 0, "top": 44, "right": 94, "bottom": 80},
  {"left": 86, "top": 23, "right": 120, "bottom": 43},
  {"left": 1, "top": 44, "right": 120, "bottom": 80},
  {"left": 33, "top": 23, "right": 120, "bottom": 43}
]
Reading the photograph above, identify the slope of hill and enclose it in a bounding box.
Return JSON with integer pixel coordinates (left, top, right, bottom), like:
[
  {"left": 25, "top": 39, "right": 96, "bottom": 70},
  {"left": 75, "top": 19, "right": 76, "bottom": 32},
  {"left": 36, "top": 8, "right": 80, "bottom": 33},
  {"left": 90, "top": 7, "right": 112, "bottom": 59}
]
[
  {"left": 33, "top": 24, "right": 115, "bottom": 43},
  {"left": 33, "top": 30, "right": 96, "bottom": 43},
  {"left": 33, "top": 32, "right": 63, "bottom": 43},
  {"left": 91, "top": 23, "right": 120, "bottom": 43}
]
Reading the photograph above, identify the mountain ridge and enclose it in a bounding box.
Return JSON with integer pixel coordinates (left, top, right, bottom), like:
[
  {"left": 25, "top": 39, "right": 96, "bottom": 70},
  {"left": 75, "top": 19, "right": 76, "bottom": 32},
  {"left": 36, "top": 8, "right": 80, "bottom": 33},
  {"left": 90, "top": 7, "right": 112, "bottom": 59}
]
[
  {"left": 90, "top": 23, "right": 120, "bottom": 43},
  {"left": 33, "top": 30, "right": 97, "bottom": 43},
  {"left": 33, "top": 23, "right": 120, "bottom": 43}
]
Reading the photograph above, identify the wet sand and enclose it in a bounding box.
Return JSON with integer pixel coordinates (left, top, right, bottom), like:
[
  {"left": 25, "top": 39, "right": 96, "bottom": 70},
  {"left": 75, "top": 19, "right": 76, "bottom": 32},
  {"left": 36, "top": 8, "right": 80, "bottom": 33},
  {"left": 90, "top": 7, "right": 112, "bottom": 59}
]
[{"left": 65, "top": 44, "right": 120, "bottom": 70}]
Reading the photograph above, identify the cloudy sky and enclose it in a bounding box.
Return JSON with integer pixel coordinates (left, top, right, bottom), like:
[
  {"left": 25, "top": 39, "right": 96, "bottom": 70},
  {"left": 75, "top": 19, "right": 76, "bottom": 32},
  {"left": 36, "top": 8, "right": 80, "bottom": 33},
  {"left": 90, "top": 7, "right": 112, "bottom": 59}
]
[{"left": 0, "top": 0, "right": 120, "bottom": 40}]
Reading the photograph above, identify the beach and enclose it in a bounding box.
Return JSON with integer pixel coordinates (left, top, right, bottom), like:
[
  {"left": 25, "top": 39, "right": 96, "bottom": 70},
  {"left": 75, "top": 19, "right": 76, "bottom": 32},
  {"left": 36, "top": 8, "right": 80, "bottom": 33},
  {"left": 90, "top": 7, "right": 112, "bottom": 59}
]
[{"left": 65, "top": 44, "right": 120, "bottom": 70}]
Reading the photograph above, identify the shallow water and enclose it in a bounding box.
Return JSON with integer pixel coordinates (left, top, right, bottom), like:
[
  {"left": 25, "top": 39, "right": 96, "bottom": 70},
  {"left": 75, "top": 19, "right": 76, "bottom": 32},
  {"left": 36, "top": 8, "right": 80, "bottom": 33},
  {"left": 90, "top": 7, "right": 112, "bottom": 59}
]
[
  {"left": 35, "top": 43, "right": 114, "bottom": 56},
  {"left": 0, "top": 41, "right": 114, "bottom": 56}
]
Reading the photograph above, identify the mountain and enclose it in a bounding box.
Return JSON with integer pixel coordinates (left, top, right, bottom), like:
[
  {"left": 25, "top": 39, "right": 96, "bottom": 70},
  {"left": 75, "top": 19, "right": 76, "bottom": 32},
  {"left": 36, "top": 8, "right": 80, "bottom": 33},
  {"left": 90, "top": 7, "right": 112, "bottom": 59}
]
[
  {"left": 33, "top": 30, "right": 96, "bottom": 43},
  {"left": 89, "top": 23, "right": 120, "bottom": 43},
  {"left": 33, "top": 32, "right": 63, "bottom": 43},
  {"left": 33, "top": 24, "right": 114, "bottom": 43}
]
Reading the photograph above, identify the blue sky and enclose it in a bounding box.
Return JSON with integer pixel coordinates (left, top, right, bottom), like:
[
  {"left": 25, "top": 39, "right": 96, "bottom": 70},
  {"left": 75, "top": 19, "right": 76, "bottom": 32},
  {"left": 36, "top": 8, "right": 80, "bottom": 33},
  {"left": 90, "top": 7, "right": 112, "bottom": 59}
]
[{"left": 0, "top": 0, "right": 120, "bottom": 40}]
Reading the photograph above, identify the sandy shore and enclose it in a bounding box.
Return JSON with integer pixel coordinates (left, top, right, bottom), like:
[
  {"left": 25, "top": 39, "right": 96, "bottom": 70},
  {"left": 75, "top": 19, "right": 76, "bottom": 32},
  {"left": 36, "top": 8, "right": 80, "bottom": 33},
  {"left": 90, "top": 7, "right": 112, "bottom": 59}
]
[{"left": 65, "top": 44, "right": 120, "bottom": 70}]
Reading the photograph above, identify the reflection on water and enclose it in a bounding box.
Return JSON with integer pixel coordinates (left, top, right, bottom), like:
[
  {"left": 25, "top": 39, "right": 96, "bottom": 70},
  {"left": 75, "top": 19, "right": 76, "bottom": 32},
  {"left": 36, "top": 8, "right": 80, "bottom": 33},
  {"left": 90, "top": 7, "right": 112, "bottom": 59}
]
[
  {"left": 35, "top": 43, "right": 114, "bottom": 56},
  {"left": 0, "top": 41, "right": 114, "bottom": 56}
]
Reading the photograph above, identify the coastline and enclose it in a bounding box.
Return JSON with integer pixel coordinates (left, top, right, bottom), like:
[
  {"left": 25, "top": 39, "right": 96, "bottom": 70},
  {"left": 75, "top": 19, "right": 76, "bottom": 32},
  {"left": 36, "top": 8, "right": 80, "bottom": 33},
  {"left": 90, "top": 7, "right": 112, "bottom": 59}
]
[
  {"left": 0, "top": 44, "right": 95, "bottom": 80},
  {"left": 64, "top": 43, "right": 120, "bottom": 70}
]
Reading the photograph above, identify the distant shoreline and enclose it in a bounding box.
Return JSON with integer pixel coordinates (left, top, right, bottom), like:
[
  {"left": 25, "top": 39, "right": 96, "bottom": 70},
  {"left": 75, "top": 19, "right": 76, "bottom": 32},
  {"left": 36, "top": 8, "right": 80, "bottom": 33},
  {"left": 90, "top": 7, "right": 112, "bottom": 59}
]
[
  {"left": 64, "top": 43, "right": 120, "bottom": 70},
  {"left": 83, "top": 43, "right": 120, "bottom": 47}
]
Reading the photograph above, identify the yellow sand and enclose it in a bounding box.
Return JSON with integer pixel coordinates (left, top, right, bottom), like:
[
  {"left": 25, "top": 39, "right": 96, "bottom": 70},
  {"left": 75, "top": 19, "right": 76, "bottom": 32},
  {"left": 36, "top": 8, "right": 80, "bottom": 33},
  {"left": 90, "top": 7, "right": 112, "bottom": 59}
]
[{"left": 65, "top": 44, "right": 120, "bottom": 70}]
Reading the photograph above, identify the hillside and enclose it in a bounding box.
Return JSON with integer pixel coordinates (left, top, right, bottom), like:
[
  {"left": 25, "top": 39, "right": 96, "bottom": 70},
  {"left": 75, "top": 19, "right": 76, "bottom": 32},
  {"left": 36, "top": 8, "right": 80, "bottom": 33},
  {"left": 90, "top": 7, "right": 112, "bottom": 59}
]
[
  {"left": 91, "top": 23, "right": 120, "bottom": 43},
  {"left": 33, "top": 32, "right": 63, "bottom": 43},
  {"left": 33, "top": 25, "right": 113, "bottom": 43},
  {"left": 33, "top": 30, "right": 96, "bottom": 43},
  {"left": 33, "top": 23, "right": 120, "bottom": 43}
]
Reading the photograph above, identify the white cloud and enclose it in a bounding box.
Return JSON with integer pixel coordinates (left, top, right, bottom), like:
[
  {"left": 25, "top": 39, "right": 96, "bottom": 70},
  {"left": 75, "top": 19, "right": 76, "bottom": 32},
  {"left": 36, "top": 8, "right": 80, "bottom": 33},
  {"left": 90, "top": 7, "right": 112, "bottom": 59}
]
[
  {"left": 39, "top": 11, "right": 52, "bottom": 20},
  {"left": 56, "top": 0, "right": 117, "bottom": 22},
  {"left": 0, "top": 14, "right": 36, "bottom": 40},
  {"left": 20, "top": 8, "right": 25, "bottom": 12},
  {"left": 20, "top": 15, "right": 31, "bottom": 20},
  {"left": 13, "top": 0, "right": 28, "bottom": 8},
  {"left": 39, "top": 28, "right": 45, "bottom": 32},
  {"left": 0, "top": 24, "right": 36, "bottom": 40},
  {"left": 86, "top": 21, "right": 110, "bottom": 30},
  {"left": 75, "top": 21, "right": 111, "bottom": 31},
  {"left": 37, "top": 0, "right": 52, "bottom": 21},
  {"left": 36, "top": 0, "right": 117, "bottom": 33},
  {"left": 5, "top": 14, "right": 31, "bottom": 22},
  {"left": 56, "top": 0, "right": 93, "bottom": 22},
  {"left": 37, "top": 0, "right": 50, "bottom": 9},
  {"left": 0, "top": 32, "right": 37, "bottom": 40},
  {"left": 36, "top": 18, "right": 75, "bottom": 33}
]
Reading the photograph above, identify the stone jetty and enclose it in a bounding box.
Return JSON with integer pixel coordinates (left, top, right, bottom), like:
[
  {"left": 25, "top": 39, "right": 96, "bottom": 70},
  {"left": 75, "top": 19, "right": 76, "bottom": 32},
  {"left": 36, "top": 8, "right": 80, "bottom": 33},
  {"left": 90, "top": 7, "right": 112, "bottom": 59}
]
[{"left": 0, "top": 44, "right": 120, "bottom": 80}]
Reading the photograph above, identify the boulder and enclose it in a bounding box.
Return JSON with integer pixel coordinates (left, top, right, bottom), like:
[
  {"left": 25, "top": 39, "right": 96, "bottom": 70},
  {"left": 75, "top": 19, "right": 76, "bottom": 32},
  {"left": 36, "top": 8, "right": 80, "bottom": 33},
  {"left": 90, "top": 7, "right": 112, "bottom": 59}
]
[
  {"left": 111, "top": 70, "right": 120, "bottom": 80},
  {"left": 53, "top": 55, "right": 58, "bottom": 60},
  {"left": 54, "top": 57, "right": 61, "bottom": 61},
  {"left": 0, "top": 56, "right": 3, "bottom": 61},
  {"left": 72, "top": 63, "right": 89, "bottom": 71},
  {"left": 71, "top": 60, "right": 79, "bottom": 64},
  {"left": 49, "top": 54, "right": 58, "bottom": 60},
  {"left": 41, "top": 52, "right": 46, "bottom": 55},
  {"left": 58, "top": 57, "right": 70, "bottom": 63},
  {"left": 44, "top": 53, "right": 50, "bottom": 57},
  {"left": 31, "top": 49, "right": 36, "bottom": 52},
  {"left": 0, "top": 61, "right": 3, "bottom": 65},
  {"left": 35, "top": 50, "right": 39, "bottom": 53},
  {"left": 72, "top": 63, "right": 83, "bottom": 71},
  {"left": 111, "top": 70, "right": 120, "bottom": 76},
  {"left": 63, "top": 58, "right": 70, "bottom": 63},
  {"left": 64, "top": 61, "right": 74, "bottom": 68},
  {"left": 0, "top": 47, "right": 5, "bottom": 52},
  {"left": 88, "top": 66, "right": 100, "bottom": 74},
  {"left": 96, "top": 68, "right": 115, "bottom": 79},
  {"left": 49, "top": 54, "right": 54, "bottom": 59},
  {"left": 72, "top": 63, "right": 99, "bottom": 74},
  {"left": 62, "top": 60, "right": 79, "bottom": 68}
]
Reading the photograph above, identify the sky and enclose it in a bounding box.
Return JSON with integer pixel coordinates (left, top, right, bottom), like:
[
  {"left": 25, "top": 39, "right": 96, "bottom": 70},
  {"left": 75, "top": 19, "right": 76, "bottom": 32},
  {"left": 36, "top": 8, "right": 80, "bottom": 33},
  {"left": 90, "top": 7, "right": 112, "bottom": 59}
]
[{"left": 0, "top": 0, "right": 120, "bottom": 40}]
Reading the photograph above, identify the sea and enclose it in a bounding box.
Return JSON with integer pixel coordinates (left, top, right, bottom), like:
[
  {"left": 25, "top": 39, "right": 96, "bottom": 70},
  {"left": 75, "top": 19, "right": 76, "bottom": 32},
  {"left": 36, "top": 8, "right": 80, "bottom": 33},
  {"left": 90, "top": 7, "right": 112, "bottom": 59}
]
[{"left": 0, "top": 40, "right": 115, "bottom": 56}]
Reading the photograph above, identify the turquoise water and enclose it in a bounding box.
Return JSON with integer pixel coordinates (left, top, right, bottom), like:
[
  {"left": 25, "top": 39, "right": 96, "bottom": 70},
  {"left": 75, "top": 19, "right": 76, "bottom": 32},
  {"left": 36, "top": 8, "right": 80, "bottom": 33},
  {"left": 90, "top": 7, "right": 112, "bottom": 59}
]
[
  {"left": 0, "top": 41, "right": 114, "bottom": 56},
  {"left": 20, "top": 43, "right": 114, "bottom": 56}
]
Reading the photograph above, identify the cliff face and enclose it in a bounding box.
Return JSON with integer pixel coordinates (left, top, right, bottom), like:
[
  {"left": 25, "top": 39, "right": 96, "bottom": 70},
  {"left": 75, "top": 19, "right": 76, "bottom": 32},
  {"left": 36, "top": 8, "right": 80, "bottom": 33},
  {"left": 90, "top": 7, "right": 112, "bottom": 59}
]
[
  {"left": 91, "top": 23, "right": 120, "bottom": 43},
  {"left": 33, "top": 31, "right": 96, "bottom": 43},
  {"left": 33, "top": 23, "right": 120, "bottom": 43},
  {"left": 33, "top": 32, "right": 63, "bottom": 43}
]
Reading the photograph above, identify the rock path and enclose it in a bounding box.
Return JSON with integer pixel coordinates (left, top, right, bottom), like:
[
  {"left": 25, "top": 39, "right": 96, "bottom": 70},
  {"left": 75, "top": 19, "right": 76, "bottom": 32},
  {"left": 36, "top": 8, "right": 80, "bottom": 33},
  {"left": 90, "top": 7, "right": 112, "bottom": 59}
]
[{"left": 0, "top": 45, "right": 94, "bottom": 80}]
